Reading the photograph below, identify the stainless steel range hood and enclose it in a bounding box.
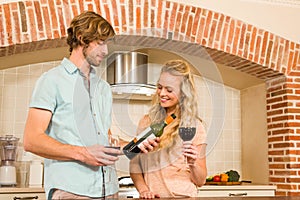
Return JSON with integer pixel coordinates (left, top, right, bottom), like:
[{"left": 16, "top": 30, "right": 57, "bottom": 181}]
[{"left": 107, "top": 51, "right": 156, "bottom": 99}]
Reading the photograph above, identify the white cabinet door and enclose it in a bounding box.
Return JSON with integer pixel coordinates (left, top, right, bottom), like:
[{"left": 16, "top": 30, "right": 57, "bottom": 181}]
[
  {"left": 198, "top": 189, "right": 275, "bottom": 197},
  {"left": 119, "top": 187, "right": 139, "bottom": 198},
  {"left": 0, "top": 192, "right": 46, "bottom": 200}
]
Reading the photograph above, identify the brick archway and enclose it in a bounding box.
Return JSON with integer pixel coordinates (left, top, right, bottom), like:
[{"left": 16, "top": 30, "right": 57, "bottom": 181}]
[
  {"left": 1, "top": 0, "right": 300, "bottom": 196},
  {"left": 1, "top": 0, "right": 299, "bottom": 75}
]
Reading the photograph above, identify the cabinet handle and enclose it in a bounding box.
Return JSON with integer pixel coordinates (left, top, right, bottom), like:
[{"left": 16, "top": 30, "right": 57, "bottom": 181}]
[
  {"left": 228, "top": 192, "right": 247, "bottom": 196},
  {"left": 13, "top": 196, "right": 38, "bottom": 200}
]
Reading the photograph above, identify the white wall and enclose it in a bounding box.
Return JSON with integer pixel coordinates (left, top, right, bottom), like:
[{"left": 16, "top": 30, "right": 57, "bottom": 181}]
[
  {"left": 111, "top": 75, "right": 242, "bottom": 178},
  {"left": 241, "top": 83, "right": 268, "bottom": 184},
  {"left": 0, "top": 61, "right": 242, "bottom": 178}
]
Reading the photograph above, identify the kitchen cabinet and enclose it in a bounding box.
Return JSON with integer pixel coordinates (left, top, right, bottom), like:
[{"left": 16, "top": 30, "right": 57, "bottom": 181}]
[
  {"left": 119, "top": 185, "right": 276, "bottom": 198},
  {"left": 119, "top": 187, "right": 139, "bottom": 198},
  {"left": 0, "top": 187, "right": 45, "bottom": 200},
  {"left": 198, "top": 185, "right": 276, "bottom": 197}
]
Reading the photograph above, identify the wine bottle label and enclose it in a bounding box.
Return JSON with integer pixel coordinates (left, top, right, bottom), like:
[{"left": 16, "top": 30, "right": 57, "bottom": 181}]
[
  {"left": 123, "top": 114, "right": 177, "bottom": 160},
  {"left": 137, "top": 133, "right": 156, "bottom": 149},
  {"left": 135, "top": 127, "right": 151, "bottom": 141},
  {"left": 122, "top": 127, "right": 152, "bottom": 158}
]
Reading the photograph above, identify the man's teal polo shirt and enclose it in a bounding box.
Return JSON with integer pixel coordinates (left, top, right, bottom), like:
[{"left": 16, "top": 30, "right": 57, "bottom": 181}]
[{"left": 29, "top": 58, "right": 118, "bottom": 199}]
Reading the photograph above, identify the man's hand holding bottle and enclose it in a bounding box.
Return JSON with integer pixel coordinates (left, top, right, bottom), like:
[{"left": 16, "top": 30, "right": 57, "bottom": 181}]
[{"left": 83, "top": 137, "right": 160, "bottom": 167}]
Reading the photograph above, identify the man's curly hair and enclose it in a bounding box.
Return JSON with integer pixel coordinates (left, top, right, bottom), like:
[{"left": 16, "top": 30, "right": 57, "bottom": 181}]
[{"left": 66, "top": 11, "right": 115, "bottom": 53}]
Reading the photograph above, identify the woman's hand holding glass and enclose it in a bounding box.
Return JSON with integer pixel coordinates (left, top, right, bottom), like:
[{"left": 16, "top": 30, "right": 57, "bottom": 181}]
[
  {"left": 182, "top": 141, "right": 198, "bottom": 166},
  {"left": 179, "top": 120, "right": 197, "bottom": 165}
]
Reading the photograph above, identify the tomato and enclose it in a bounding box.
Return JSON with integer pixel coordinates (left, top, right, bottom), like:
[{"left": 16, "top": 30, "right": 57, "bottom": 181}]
[{"left": 213, "top": 175, "right": 221, "bottom": 182}]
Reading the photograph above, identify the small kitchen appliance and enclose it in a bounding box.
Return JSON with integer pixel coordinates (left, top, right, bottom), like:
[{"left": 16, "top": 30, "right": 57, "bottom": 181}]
[{"left": 0, "top": 135, "right": 19, "bottom": 186}]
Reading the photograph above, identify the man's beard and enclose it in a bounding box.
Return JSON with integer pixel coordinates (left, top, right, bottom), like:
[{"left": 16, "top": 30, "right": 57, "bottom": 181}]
[{"left": 83, "top": 46, "right": 101, "bottom": 67}]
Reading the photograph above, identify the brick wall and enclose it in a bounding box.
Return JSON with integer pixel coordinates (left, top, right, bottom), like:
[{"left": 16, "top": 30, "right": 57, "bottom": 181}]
[
  {"left": 0, "top": 0, "right": 300, "bottom": 196},
  {"left": 267, "top": 67, "right": 300, "bottom": 196}
]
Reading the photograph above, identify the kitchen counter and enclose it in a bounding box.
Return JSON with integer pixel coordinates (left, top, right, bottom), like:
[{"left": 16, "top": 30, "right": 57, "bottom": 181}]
[
  {"left": 119, "top": 184, "right": 276, "bottom": 190},
  {"left": 0, "top": 187, "right": 296, "bottom": 200},
  {"left": 199, "top": 184, "right": 276, "bottom": 190},
  {"left": 0, "top": 187, "right": 45, "bottom": 200},
  {"left": 0, "top": 186, "right": 280, "bottom": 199},
  {"left": 119, "top": 184, "right": 277, "bottom": 198},
  {"left": 198, "top": 184, "right": 276, "bottom": 197},
  {"left": 117, "top": 198, "right": 300, "bottom": 200},
  {"left": 0, "top": 186, "right": 44, "bottom": 193}
]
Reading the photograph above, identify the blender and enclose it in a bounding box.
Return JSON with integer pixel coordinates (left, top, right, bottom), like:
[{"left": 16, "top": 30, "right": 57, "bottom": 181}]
[{"left": 0, "top": 135, "right": 19, "bottom": 186}]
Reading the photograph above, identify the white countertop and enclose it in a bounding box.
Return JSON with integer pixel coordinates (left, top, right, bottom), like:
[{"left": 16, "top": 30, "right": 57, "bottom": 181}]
[
  {"left": 119, "top": 184, "right": 277, "bottom": 198},
  {"left": 0, "top": 184, "right": 276, "bottom": 194},
  {"left": 0, "top": 186, "right": 44, "bottom": 193},
  {"left": 120, "top": 184, "right": 277, "bottom": 191},
  {"left": 199, "top": 184, "right": 276, "bottom": 190}
]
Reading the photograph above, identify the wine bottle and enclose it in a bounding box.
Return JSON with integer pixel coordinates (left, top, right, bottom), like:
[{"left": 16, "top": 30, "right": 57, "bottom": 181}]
[{"left": 123, "top": 113, "right": 176, "bottom": 159}]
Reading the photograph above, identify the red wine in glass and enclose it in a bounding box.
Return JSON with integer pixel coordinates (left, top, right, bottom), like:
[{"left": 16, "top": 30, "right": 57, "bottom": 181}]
[
  {"left": 179, "top": 127, "right": 196, "bottom": 141},
  {"left": 179, "top": 127, "right": 196, "bottom": 165},
  {"left": 107, "top": 134, "right": 121, "bottom": 157},
  {"left": 105, "top": 146, "right": 121, "bottom": 157}
]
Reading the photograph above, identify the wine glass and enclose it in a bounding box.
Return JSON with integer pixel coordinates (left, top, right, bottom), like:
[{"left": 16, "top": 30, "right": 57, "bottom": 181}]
[
  {"left": 106, "top": 133, "right": 121, "bottom": 157},
  {"left": 104, "top": 133, "right": 120, "bottom": 185},
  {"left": 179, "top": 126, "right": 196, "bottom": 164}
]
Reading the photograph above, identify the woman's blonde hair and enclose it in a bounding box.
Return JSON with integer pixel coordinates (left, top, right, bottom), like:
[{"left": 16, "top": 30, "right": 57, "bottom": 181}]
[
  {"left": 148, "top": 60, "right": 201, "bottom": 148},
  {"left": 66, "top": 11, "right": 115, "bottom": 53}
]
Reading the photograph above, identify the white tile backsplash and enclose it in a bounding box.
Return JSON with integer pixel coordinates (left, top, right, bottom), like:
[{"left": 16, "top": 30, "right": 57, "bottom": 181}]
[{"left": 0, "top": 61, "right": 242, "bottom": 178}]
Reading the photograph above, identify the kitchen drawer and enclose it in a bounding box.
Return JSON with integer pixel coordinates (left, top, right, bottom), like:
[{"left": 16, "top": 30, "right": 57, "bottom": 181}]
[
  {"left": 119, "top": 187, "right": 139, "bottom": 198},
  {"left": 198, "top": 189, "right": 274, "bottom": 197},
  {"left": 198, "top": 185, "right": 276, "bottom": 197},
  {"left": 0, "top": 192, "right": 46, "bottom": 200}
]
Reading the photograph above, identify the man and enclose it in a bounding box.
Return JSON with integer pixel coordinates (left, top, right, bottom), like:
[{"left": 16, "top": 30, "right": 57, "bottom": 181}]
[{"left": 23, "top": 11, "right": 157, "bottom": 199}]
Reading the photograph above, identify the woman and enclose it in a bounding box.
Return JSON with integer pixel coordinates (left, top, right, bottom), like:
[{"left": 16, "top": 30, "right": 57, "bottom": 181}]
[{"left": 129, "top": 60, "right": 207, "bottom": 198}]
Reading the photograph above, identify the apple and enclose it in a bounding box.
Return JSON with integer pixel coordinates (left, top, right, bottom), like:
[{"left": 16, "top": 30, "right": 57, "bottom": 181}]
[{"left": 213, "top": 175, "right": 221, "bottom": 182}]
